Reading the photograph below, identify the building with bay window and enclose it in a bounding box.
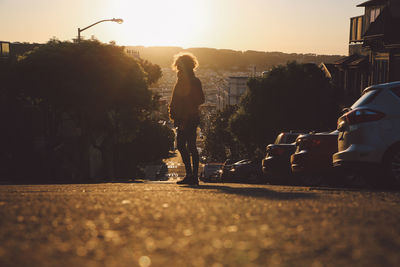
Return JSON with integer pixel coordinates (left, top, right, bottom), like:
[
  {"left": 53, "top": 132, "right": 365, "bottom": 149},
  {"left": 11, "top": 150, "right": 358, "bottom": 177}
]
[{"left": 323, "top": 0, "right": 400, "bottom": 105}]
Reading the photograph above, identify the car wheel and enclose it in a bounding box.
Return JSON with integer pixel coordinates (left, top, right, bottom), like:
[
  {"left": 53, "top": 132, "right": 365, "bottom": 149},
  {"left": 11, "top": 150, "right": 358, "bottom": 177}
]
[
  {"left": 302, "top": 175, "right": 323, "bottom": 187},
  {"left": 383, "top": 145, "right": 400, "bottom": 187},
  {"left": 248, "top": 172, "right": 259, "bottom": 183},
  {"left": 345, "top": 173, "right": 366, "bottom": 188}
]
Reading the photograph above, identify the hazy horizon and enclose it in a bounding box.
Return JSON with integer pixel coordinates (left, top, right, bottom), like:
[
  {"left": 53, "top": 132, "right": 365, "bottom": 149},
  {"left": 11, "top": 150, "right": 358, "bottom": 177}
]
[
  {"left": 124, "top": 45, "right": 346, "bottom": 56},
  {"left": 1, "top": 0, "right": 363, "bottom": 55}
]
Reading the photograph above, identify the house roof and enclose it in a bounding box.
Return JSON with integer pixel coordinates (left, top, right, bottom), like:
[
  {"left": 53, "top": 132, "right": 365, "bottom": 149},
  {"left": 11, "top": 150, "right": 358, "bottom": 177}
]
[
  {"left": 322, "top": 63, "right": 336, "bottom": 74},
  {"left": 334, "top": 54, "right": 368, "bottom": 69},
  {"left": 348, "top": 56, "right": 368, "bottom": 67},
  {"left": 334, "top": 54, "right": 359, "bottom": 65},
  {"left": 319, "top": 63, "right": 336, "bottom": 79},
  {"left": 357, "top": 0, "right": 387, "bottom": 7}
]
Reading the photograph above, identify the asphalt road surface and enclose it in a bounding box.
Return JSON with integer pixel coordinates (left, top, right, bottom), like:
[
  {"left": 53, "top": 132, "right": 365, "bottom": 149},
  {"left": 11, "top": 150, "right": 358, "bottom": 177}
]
[{"left": 0, "top": 182, "right": 399, "bottom": 267}]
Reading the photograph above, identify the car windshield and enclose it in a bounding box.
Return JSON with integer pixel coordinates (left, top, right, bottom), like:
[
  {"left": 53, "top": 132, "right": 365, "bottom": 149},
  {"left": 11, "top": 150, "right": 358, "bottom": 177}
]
[
  {"left": 351, "top": 88, "right": 381, "bottom": 109},
  {"left": 286, "top": 134, "right": 299, "bottom": 144},
  {"left": 274, "top": 133, "right": 298, "bottom": 144}
]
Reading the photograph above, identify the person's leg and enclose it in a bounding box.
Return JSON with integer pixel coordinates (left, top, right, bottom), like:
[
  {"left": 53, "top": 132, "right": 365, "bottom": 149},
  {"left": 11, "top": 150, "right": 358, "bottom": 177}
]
[
  {"left": 176, "top": 127, "right": 192, "bottom": 177},
  {"left": 187, "top": 125, "right": 199, "bottom": 179}
]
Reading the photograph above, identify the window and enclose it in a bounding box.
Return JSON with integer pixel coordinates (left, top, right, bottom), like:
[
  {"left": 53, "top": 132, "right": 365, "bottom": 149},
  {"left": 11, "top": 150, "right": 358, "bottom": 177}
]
[
  {"left": 351, "top": 89, "right": 381, "bottom": 109},
  {"left": 390, "top": 87, "right": 400, "bottom": 99},
  {"left": 357, "top": 17, "right": 363, "bottom": 40},
  {"left": 350, "top": 16, "right": 364, "bottom": 42},
  {"left": 1, "top": 42, "right": 10, "bottom": 57},
  {"left": 351, "top": 18, "right": 357, "bottom": 41},
  {"left": 370, "top": 7, "right": 381, "bottom": 23},
  {"left": 286, "top": 134, "right": 299, "bottom": 144}
]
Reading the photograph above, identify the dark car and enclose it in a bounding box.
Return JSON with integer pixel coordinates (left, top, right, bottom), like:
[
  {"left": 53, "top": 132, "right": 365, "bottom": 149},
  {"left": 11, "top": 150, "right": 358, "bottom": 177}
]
[
  {"left": 262, "top": 132, "right": 304, "bottom": 184},
  {"left": 218, "top": 159, "right": 236, "bottom": 180},
  {"left": 200, "top": 163, "right": 223, "bottom": 182},
  {"left": 221, "top": 159, "right": 262, "bottom": 183},
  {"left": 291, "top": 131, "right": 339, "bottom": 185}
]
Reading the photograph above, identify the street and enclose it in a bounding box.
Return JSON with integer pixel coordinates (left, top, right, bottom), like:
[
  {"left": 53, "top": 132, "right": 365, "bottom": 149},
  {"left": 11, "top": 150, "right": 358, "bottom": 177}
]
[{"left": 0, "top": 182, "right": 399, "bottom": 267}]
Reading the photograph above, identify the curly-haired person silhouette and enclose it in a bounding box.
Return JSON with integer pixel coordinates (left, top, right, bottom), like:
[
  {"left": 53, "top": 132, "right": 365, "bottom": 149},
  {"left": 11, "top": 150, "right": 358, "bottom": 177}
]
[{"left": 169, "top": 53, "right": 205, "bottom": 185}]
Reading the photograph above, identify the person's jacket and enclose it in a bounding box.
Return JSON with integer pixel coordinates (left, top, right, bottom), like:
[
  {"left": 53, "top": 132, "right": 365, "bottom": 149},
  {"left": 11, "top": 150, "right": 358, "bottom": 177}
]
[{"left": 169, "top": 71, "right": 204, "bottom": 127}]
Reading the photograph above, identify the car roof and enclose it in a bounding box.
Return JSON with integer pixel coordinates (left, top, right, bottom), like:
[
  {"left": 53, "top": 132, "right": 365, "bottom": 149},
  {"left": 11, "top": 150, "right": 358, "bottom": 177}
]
[
  {"left": 363, "top": 81, "right": 400, "bottom": 93},
  {"left": 281, "top": 132, "right": 304, "bottom": 135}
]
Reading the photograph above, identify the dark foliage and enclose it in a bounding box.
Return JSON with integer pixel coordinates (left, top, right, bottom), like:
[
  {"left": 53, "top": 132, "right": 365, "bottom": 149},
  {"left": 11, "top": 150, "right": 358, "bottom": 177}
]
[
  {"left": 202, "top": 106, "right": 245, "bottom": 162},
  {"left": 138, "top": 58, "right": 162, "bottom": 85},
  {"left": 1, "top": 40, "right": 173, "bottom": 183},
  {"left": 230, "top": 62, "right": 339, "bottom": 154}
]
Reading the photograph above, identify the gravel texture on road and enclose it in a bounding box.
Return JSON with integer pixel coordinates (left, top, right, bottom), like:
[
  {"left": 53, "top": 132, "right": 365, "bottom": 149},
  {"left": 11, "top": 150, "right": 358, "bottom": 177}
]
[{"left": 0, "top": 182, "right": 399, "bottom": 267}]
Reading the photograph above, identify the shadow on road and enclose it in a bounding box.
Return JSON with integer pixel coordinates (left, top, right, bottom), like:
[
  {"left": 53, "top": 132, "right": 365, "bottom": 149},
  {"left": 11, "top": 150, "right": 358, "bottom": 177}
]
[
  {"left": 183, "top": 184, "right": 319, "bottom": 200},
  {"left": 0, "top": 179, "right": 144, "bottom": 186}
]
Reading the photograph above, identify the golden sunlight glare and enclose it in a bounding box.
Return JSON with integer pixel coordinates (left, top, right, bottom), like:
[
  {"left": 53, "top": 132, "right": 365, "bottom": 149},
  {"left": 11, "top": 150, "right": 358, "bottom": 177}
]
[{"left": 108, "top": 0, "right": 210, "bottom": 47}]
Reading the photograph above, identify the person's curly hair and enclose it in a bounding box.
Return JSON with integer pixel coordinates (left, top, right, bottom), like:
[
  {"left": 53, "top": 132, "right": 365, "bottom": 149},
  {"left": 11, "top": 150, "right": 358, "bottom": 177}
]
[{"left": 172, "top": 52, "right": 199, "bottom": 72}]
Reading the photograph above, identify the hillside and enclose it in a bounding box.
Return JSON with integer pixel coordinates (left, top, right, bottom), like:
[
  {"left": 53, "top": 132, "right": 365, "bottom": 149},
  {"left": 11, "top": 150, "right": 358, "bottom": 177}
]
[{"left": 126, "top": 46, "right": 343, "bottom": 71}]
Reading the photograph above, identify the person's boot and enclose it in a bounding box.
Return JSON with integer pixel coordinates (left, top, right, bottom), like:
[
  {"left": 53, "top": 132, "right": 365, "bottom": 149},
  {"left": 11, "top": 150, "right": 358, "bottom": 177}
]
[
  {"left": 177, "top": 175, "right": 199, "bottom": 185},
  {"left": 190, "top": 174, "right": 199, "bottom": 185},
  {"left": 177, "top": 163, "right": 195, "bottom": 184},
  {"left": 177, "top": 175, "right": 193, "bottom": 184}
]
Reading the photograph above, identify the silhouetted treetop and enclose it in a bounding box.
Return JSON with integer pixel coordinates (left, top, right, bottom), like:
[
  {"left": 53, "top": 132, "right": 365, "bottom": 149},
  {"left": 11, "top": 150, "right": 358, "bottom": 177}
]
[
  {"left": 7, "top": 39, "right": 172, "bottom": 180},
  {"left": 229, "top": 61, "right": 338, "bottom": 153}
]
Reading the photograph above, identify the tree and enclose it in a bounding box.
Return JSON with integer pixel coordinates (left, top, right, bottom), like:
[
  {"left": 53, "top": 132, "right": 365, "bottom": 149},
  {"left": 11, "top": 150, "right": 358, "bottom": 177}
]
[
  {"left": 10, "top": 39, "right": 173, "bottom": 181},
  {"left": 230, "top": 62, "right": 338, "bottom": 154},
  {"left": 0, "top": 57, "right": 40, "bottom": 181},
  {"left": 138, "top": 58, "right": 162, "bottom": 85},
  {"left": 202, "top": 106, "right": 245, "bottom": 162}
]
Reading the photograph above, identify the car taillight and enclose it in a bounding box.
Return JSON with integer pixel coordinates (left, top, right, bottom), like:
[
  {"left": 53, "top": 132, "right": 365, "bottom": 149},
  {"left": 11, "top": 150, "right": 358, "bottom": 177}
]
[
  {"left": 269, "top": 147, "right": 285, "bottom": 156},
  {"left": 339, "top": 108, "right": 385, "bottom": 126},
  {"left": 297, "top": 138, "right": 321, "bottom": 150}
]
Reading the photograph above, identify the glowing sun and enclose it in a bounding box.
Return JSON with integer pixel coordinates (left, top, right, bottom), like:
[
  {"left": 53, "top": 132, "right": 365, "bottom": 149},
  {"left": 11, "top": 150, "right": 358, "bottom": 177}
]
[{"left": 108, "top": 0, "right": 210, "bottom": 47}]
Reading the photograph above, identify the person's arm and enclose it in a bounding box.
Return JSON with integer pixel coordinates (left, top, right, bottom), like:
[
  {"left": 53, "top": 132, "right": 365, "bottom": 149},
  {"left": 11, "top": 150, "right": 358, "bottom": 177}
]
[{"left": 195, "top": 78, "right": 205, "bottom": 106}]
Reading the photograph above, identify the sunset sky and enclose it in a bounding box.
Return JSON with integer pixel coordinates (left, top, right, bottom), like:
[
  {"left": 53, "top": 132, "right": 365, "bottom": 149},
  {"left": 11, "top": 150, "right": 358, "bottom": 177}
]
[{"left": 1, "top": 0, "right": 364, "bottom": 55}]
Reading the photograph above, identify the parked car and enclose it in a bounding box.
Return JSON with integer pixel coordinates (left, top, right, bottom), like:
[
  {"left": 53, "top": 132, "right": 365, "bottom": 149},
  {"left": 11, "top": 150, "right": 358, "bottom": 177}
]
[
  {"left": 200, "top": 163, "right": 223, "bottom": 182},
  {"left": 333, "top": 81, "right": 400, "bottom": 187},
  {"left": 262, "top": 132, "right": 305, "bottom": 184},
  {"left": 155, "top": 164, "right": 168, "bottom": 180},
  {"left": 218, "top": 159, "right": 236, "bottom": 180},
  {"left": 291, "top": 131, "right": 339, "bottom": 185},
  {"left": 221, "top": 159, "right": 262, "bottom": 183}
]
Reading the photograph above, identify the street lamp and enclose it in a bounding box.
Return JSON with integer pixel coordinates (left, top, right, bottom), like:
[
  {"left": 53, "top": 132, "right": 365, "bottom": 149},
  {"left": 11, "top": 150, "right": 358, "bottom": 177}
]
[{"left": 78, "top": 18, "right": 123, "bottom": 42}]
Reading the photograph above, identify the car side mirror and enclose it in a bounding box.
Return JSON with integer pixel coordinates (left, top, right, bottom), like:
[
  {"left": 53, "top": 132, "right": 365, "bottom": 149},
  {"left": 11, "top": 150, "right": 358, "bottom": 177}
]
[{"left": 341, "top": 107, "right": 350, "bottom": 114}]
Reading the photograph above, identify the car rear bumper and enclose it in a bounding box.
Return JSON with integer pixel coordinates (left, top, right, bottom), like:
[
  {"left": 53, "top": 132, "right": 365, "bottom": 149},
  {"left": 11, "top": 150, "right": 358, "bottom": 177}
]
[
  {"left": 332, "top": 160, "right": 382, "bottom": 177},
  {"left": 333, "top": 144, "right": 383, "bottom": 166},
  {"left": 262, "top": 157, "right": 290, "bottom": 175},
  {"left": 291, "top": 151, "right": 334, "bottom": 174}
]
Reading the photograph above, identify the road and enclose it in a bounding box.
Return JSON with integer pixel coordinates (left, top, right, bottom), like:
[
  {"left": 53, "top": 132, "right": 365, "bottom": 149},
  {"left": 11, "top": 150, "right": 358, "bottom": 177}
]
[{"left": 0, "top": 182, "right": 399, "bottom": 267}]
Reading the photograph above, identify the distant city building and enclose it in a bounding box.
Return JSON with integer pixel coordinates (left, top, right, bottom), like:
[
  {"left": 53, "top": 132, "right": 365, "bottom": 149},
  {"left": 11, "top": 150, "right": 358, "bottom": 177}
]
[
  {"left": 228, "top": 76, "right": 249, "bottom": 106},
  {"left": 217, "top": 76, "right": 249, "bottom": 110},
  {"left": 125, "top": 48, "right": 140, "bottom": 59},
  {"left": 0, "top": 41, "right": 10, "bottom": 59}
]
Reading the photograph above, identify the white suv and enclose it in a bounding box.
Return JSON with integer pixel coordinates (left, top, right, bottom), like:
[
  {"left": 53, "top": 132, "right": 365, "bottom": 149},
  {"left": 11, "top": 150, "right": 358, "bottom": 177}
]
[{"left": 333, "top": 81, "right": 400, "bottom": 186}]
